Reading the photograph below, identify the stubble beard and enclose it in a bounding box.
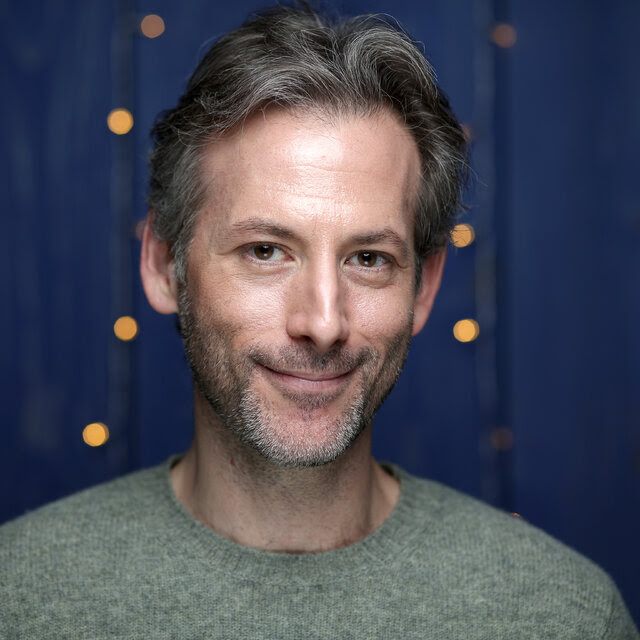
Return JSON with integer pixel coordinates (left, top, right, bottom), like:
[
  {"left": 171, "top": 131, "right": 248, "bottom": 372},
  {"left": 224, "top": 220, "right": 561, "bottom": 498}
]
[{"left": 177, "top": 285, "right": 413, "bottom": 468}]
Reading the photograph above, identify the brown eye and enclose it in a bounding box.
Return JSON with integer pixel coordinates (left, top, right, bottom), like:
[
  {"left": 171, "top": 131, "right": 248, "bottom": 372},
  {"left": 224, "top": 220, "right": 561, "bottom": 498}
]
[
  {"left": 357, "top": 251, "right": 378, "bottom": 267},
  {"left": 253, "top": 245, "right": 275, "bottom": 260}
]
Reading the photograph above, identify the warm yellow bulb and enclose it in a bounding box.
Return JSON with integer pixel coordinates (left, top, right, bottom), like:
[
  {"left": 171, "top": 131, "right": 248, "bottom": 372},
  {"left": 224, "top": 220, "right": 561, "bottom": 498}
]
[
  {"left": 107, "top": 108, "right": 134, "bottom": 135},
  {"left": 83, "top": 422, "right": 110, "bottom": 447},
  {"left": 490, "top": 426, "right": 514, "bottom": 451},
  {"left": 453, "top": 318, "right": 480, "bottom": 343},
  {"left": 451, "top": 223, "right": 475, "bottom": 248},
  {"left": 134, "top": 219, "right": 146, "bottom": 241},
  {"left": 141, "top": 14, "right": 165, "bottom": 38},
  {"left": 491, "top": 23, "right": 517, "bottom": 48},
  {"left": 114, "top": 316, "right": 138, "bottom": 341}
]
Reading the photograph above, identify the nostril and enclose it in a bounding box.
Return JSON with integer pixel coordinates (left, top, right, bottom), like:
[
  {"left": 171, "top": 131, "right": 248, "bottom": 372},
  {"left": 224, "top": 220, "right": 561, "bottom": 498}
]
[
  {"left": 284, "top": 265, "right": 350, "bottom": 352},
  {"left": 286, "top": 305, "right": 349, "bottom": 354}
]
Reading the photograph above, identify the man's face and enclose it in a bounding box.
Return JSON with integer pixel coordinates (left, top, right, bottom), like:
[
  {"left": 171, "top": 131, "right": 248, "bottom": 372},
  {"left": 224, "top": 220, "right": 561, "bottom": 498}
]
[{"left": 178, "top": 108, "right": 426, "bottom": 467}]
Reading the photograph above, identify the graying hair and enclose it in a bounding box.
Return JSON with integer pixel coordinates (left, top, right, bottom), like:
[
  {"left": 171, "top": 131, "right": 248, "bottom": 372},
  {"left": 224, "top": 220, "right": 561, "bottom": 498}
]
[{"left": 147, "top": 3, "right": 467, "bottom": 284}]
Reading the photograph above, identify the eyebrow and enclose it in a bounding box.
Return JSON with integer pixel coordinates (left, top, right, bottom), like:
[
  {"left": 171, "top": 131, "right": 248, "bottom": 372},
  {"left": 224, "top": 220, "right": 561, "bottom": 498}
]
[
  {"left": 229, "top": 217, "right": 410, "bottom": 260},
  {"left": 230, "top": 218, "right": 296, "bottom": 240},
  {"left": 348, "top": 229, "right": 410, "bottom": 261}
]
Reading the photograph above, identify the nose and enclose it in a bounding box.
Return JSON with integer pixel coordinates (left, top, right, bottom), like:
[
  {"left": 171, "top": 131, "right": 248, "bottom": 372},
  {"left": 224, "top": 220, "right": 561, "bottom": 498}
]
[{"left": 286, "top": 260, "right": 350, "bottom": 354}]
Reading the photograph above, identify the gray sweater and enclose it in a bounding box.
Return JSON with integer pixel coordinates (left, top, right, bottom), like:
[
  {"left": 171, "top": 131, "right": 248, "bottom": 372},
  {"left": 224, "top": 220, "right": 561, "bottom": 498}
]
[{"left": 1, "top": 461, "right": 637, "bottom": 639}]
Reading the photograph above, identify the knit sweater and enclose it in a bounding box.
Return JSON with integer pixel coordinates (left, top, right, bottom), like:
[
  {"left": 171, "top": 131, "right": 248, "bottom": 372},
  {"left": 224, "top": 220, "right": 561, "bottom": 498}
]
[{"left": 1, "top": 461, "right": 637, "bottom": 639}]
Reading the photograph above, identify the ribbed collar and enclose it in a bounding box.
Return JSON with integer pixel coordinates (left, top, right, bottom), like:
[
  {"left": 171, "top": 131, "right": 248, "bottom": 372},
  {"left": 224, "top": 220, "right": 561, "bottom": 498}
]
[{"left": 151, "top": 457, "right": 443, "bottom": 585}]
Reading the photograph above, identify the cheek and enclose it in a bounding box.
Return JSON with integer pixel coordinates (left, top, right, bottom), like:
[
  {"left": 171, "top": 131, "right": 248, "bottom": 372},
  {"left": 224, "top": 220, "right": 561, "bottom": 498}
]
[
  {"left": 193, "top": 272, "right": 288, "bottom": 335},
  {"left": 348, "top": 286, "right": 415, "bottom": 342}
]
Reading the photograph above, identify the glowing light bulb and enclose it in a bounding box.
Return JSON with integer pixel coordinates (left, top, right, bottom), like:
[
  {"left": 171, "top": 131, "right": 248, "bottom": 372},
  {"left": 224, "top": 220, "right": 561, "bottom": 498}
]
[
  {"left": 491, "top": 23, "right": 517, "bottom": 48},
  {"left": 107, "top": 108, "right": 134, "bottom": 135},
  {"left": 134, "top": 219, "right": 146, "bottom": 241},
  {"left": 490, "top": 427, "right": 514, "bottom": 451},
  {"left": 113, "top": 316, "right": 138, "bottom": 341},
  {"left": 141, "top": 14, "right": 165, "bottom": 38},
  {"left": 83, "top": 422, "right": 110, "bottom": 447},
  {"left": 453, "top": 319, "right": 480, "bottom": 343},
  {"left": 451, "top": 223, "right": 475, "bottom": 248}
]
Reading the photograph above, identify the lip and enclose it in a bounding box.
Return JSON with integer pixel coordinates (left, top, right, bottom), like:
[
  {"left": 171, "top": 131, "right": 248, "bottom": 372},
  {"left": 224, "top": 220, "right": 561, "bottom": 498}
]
[{"left": 258, "top": 364, "right": 354, "bottom": 394}]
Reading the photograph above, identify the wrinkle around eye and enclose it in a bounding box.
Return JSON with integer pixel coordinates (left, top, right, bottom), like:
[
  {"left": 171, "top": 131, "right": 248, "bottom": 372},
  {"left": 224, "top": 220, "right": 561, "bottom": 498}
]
[{"left": 343, "top": 251, "right": 397, "bottom": 288}]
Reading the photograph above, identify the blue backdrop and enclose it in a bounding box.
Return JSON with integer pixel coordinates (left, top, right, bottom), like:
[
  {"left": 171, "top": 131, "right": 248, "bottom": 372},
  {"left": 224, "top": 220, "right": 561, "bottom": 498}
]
[{"left": 1, "top": 0, "right": 638, "bottom": 624}]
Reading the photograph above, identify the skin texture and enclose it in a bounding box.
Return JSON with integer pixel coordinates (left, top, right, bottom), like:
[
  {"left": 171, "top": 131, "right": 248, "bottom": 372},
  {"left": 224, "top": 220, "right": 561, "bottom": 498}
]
[{"left": 140, "top": 107, "right": 446, "bottom": 552}]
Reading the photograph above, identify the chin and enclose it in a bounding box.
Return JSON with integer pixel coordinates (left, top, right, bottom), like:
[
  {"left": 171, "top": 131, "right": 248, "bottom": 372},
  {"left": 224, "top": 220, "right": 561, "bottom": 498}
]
[{"left": 230, "top": 390, "right": 370, "bottom": 468}]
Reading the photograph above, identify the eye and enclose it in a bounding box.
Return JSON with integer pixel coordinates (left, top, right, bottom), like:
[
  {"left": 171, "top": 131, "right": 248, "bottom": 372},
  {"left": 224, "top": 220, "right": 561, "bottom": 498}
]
[
  {"left": 251, "top": 244, "right": 281, "bottom": 261},
  {"left": 352, "top": 251, "right": 387, "bottom": 268}
]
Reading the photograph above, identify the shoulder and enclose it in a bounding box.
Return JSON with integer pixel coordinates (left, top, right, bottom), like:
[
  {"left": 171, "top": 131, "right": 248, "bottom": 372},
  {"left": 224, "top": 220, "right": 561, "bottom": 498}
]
[
  {"left": 390, "top": 468, "right": 638, "bottom": 638},
  {"left": 0, "top": 462, "right": 191, "bottom": 636},
  {"left": 0, "top": 464, "right": 169, "bottom": 583},
  {"left": 399, "top": 469, "right": 609, "bottom": 585}
]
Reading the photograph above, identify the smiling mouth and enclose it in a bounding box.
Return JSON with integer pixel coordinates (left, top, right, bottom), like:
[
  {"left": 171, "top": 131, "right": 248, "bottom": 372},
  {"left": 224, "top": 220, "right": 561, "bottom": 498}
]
[{"left": 258, "top": 364, "right": 354, "bottom": 395}]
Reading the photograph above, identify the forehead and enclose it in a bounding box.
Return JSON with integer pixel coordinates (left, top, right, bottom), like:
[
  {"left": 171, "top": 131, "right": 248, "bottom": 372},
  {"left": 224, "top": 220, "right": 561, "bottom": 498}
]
[{"left": 196, "top": 107, "right": 421, "bottom": 239}]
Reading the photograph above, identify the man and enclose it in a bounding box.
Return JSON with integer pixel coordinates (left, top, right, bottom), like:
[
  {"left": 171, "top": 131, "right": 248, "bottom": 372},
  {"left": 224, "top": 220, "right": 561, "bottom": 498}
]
[{"left": 1, "top": 4, "right": 638, "bottom": 638}]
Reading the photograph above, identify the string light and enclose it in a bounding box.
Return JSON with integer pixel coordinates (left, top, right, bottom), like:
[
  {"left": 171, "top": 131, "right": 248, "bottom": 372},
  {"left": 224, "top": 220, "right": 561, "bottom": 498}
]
[
  {"left": 141, "top": 14, "right": 165, "bottom": 38},
  {"left": 114, "top": 316, "right": 139, "bottom": 341},
  {"left": 460, "top": 123, "right": 473, "bottom": 142},
  {"left": 83, "top": 422, "right": 110, "bottom": 447},
  {"left": 453, "top": 318, "right": 479, "bottom": 343},
  {"left": 491, "top": 23, "right": 517, "bottom": 48},
  {"left": 490, "top": 427, "right": 514, "bottom": 451},
  {"left": 134, "top": 219, "right": 146, "bottom": 241},
  {"left": 107, "top": 108, "right": 134, "bottom": 135},
  {"left": 451, "top": 223, "right": 475, "bottom": 248}
]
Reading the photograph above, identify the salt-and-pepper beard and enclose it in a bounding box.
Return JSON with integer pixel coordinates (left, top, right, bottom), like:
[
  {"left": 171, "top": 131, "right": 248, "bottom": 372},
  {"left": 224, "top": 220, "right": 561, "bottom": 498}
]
[{"left": 177, "top": 284, "right": 413, "bottom": 468}]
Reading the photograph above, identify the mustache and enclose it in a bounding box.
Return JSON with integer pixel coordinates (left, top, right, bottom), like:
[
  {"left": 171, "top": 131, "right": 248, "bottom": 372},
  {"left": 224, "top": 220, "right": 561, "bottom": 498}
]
[{"left": 248, "top": 344, "right": 376, "bottom": 375}]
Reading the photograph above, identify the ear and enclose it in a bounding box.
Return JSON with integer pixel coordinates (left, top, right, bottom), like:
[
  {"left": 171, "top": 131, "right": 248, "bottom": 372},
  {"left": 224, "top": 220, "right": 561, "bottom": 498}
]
[
  {"left": 411, "top": 248, "right": 446, "bottom": 336},
  {"left": 140, "top": 213, "right": 179, "bottom": 314}
]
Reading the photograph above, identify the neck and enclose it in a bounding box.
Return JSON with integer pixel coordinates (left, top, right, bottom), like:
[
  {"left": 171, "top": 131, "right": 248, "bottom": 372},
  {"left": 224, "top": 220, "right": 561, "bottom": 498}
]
[{"left": 170, "top": 392, "right": 400, "bottom": 553}]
